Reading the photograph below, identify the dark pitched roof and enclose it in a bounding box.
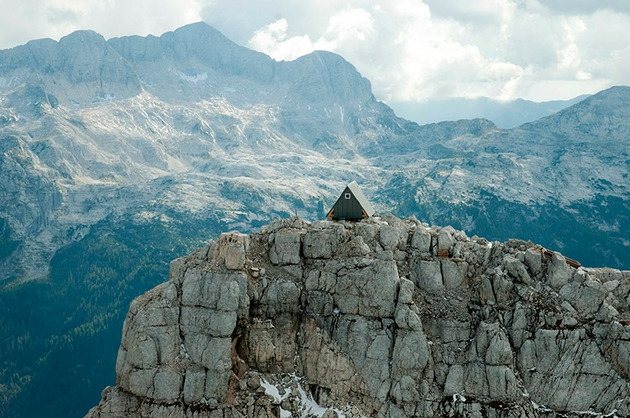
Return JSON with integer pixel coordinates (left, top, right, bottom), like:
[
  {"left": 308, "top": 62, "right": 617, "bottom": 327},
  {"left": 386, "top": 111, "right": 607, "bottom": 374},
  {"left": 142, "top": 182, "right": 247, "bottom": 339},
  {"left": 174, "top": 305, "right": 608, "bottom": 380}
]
[{"left": 346, "top": 181, "right": 375, "bottom": 216}]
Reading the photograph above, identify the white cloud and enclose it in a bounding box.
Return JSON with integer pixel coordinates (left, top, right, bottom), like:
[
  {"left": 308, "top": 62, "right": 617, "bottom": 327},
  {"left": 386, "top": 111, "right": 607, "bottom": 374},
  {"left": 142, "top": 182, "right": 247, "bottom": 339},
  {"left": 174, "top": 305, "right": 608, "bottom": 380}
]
[
  {"left": 210, "top": 1, "right": 529, "bottom": 101},
  {"left": 201, "top": 0, "right": 630, "bottom": 101},
  {"left": 249, "top": 19, "right": 319, "bottom": 61},
  {"left": 324, "top": 8, "right": 375, "bottom": 44},
  {"left": 249, "top": 8, "right": 374, "bottom": 62},
  {"left": 0, "top": 0, "right": 201, "bottom": 49},
  {"left": 540, "top": 0, "right": 630, "bottom": 15}
]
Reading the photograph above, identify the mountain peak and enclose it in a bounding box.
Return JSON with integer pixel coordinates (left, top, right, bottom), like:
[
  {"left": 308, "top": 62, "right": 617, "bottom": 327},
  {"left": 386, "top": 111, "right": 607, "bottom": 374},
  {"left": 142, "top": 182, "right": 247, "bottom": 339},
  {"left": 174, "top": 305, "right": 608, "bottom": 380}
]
[
  {"left": 521, "top": 84, "right": 630, "bottom": 137},
  {"left": 596, "top": 84, "right": 630, "bottom": 95},
  {"left": 281, "top": 49, "right": 374, "bottom": 103},
  {"left": 571, "top": 84, "right": 630, "bottom": 108},
  {"left": 167, "top": 20, "right": 238, "bottom": 48},
  {"left": 59, "top": 29, "right": 106, "bottom": 45},
  {"left": 173, "top": 21, "right": 223, "bottom": 35}
]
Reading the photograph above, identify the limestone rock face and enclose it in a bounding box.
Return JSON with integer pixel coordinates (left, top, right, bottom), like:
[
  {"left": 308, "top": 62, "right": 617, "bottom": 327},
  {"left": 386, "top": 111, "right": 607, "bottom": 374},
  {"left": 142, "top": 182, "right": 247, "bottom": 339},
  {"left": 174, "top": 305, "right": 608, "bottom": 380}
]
[{"left": 86, "top": 217, "right": 629, "bottom": 418}]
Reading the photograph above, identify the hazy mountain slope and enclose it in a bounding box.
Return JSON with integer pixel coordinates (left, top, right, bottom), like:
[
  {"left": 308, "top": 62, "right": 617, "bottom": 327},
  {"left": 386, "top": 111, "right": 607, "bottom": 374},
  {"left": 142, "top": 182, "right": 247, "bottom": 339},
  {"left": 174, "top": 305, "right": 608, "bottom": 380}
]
[
  {"left": 0, "top": 24, "right": 391, "bottom": 283},
  {"left": 0, "top": 22, "right": 628, "bottom": 418},
  {"left": 388, "top": 94, "right": 588, "bottom": 128},
  {"left": 380, "top": 86, "right": 630, "bottom": 267}
]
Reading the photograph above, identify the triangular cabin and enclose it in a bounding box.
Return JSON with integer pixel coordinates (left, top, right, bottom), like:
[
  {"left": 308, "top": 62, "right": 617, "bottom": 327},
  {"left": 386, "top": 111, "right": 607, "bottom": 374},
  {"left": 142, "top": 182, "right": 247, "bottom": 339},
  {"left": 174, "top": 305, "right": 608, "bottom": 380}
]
[{"left": 326, "top": 181, "right": 375, "bottom": 221}]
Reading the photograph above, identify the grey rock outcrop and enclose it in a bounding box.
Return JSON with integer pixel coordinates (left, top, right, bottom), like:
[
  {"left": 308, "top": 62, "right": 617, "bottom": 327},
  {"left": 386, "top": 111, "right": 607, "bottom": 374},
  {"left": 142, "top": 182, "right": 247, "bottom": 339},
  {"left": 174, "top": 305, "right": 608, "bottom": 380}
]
[{"left": 87, "top": 217, "right": 629, "bottom": 418}]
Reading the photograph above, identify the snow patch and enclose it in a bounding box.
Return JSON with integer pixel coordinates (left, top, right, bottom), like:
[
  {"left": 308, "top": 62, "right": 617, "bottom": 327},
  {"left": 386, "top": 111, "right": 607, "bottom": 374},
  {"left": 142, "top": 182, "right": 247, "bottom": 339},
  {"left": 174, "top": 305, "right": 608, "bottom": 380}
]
[
  {"left": 174, "top": 70, "right": 208, "bottom": 83},
  {"left": 260, "top": 378, "right": 286, "bottom": 403},
  {"left": 133, "top": 211, "right": 172, "bottom": 224},
  {"left": 452, "top": 393, "right": 467, "bottom": 403},
  {"left": 260, "top": 376, "right": 347, "bottom": 418}
]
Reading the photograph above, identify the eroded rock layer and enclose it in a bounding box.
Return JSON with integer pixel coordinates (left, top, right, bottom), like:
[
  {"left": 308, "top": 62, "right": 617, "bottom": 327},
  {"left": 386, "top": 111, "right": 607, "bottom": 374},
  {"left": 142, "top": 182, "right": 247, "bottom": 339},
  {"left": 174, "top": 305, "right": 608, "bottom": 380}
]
[{"left": 87, "top": 217, "right": 629, "bottom": 417}]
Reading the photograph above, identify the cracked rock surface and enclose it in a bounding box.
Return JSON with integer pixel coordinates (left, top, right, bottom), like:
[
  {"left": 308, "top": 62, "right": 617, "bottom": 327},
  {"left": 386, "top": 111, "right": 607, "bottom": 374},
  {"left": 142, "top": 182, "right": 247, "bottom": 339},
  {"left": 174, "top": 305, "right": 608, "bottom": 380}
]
[{"left": 86, "top": 216, "right": 629, "bottom": 417}]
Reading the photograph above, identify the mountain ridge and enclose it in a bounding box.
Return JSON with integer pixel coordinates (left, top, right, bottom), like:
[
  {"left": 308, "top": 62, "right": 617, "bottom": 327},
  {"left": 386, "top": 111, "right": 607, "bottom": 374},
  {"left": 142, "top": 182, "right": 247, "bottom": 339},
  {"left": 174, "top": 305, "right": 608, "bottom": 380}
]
[
  {"left": 388, "top": 94, "right": 590, "bottom": 129},
  {"left": 0, "top": 22, "right": 376, "bottom": 108}
]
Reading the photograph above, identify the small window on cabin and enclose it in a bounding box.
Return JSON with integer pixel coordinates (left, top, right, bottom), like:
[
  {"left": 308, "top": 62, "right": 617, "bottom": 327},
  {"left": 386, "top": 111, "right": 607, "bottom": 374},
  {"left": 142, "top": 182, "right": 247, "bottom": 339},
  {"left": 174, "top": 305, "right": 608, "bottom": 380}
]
[{"left": 344, "top": 193, "right": 351, "bottom": 200}]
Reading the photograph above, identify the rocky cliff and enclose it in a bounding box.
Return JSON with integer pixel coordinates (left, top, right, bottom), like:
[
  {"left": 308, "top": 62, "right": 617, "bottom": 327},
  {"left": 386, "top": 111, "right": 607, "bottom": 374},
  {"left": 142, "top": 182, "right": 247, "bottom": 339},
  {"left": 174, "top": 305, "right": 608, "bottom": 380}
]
[{"left": 86, "top": 216, "right": 629, "bottom": 417}]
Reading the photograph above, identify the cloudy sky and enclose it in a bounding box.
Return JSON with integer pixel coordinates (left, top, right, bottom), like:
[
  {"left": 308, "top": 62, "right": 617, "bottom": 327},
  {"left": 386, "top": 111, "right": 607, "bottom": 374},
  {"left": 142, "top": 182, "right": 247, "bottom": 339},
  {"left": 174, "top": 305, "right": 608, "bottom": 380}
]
[{"left": 1, "top": 0, "right": 628, "bottom": 102}]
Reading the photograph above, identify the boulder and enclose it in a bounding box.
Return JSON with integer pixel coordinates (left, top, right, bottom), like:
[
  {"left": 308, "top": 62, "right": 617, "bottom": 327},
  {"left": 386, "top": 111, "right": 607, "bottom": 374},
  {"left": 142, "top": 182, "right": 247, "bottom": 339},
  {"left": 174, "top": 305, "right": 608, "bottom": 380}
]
[
  {"left": 269, "top": 229, "right": 302, "bottom": 265},
  {"left": 410, "top": 227, "right": 432, "bottom": 253},
  {"left": 411, "top": 259, "right": 443, "bottom": 291},
  {"left": 214, "top": 232, "right": 249, "bottom": 270},
  {"left": 547, "top": 252, "right": 573, "bottom": 289}
]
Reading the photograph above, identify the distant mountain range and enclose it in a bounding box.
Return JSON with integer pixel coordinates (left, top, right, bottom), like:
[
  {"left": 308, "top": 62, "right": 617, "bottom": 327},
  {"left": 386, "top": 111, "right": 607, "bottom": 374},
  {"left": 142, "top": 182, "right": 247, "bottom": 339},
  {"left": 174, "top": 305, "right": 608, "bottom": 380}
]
[
  {"left": 0, "top": 22, "right": 628, "bottom": 417},
  {"left": 388, "top": 95, "right": 589, "bottom": 128}
]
